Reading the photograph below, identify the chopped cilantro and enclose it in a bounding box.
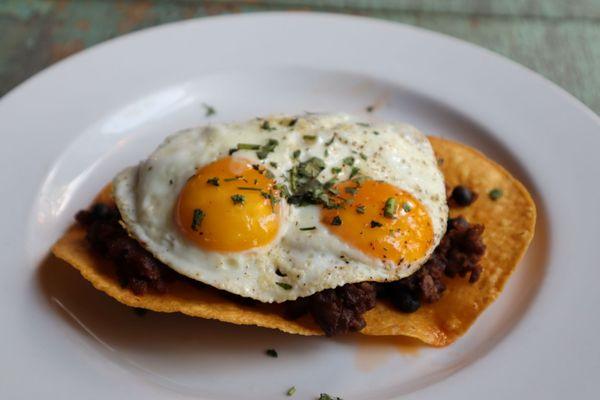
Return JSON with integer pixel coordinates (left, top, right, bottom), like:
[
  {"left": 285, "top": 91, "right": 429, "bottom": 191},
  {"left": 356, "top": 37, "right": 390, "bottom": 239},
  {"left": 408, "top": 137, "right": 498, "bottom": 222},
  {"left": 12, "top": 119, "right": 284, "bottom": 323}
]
[
  {"left": 257, "top": 138, "right": 279, "bottom": 159},
  {"left": 318, "top": 394, "right": 343, "bottom": 400},
  {"left": 331, "top": 216, "right": 342, "bottom": 226},
  {"left": 231, "top": 194, "right": 245, "bottom": 205},
  {"left": 288, "top": 118, "right": 298, "bottom": 127},
  {"left": 356, "top": 205, "right": 366, "bottom": 214},
  {"left": 299, "top": 226, "right": 316, "bottom": 231},
  {"left": 287, "top": 157, "right": 340, "bottom": 209},
  {"left": 202, "top": 103, "right": 216, "bottom": 117},
  {"left": 366, "top": 105, "right": 374, "bottom": 113},
  {"left": 488, "top": 188, "right": 503, "bottom": 200},
  {"left": 325, "top": 136, "right": 335, "bottom": 146},
  {"left": 384, "top": 197, "right": 397, "bottom": 218},
  {"left": 261, "top": 120, "right": 275, "bottom": 131},
  {"left": 331, "top": 167, "right": 342, "bottom": 174},
  {"left": 236, "top": 143, "right": 260, "bottom": 150},
  {"left": 286, "top": 386, "right": 296, "bottom": 396},
  {"left": 237, "top": 186, "right": 262, "bottom": 191},
  {"left": 402, "top": 202, "right": 413, "bottom": 212},
  {"left": 356, "top": 122, "right": 370, "bottom": 127},
  {"left": 342, "top": 156, "right": 355, "bottom": 166},
  {"left": 359, "top": 152, "right": 367, "bottom": 160},
  {"left": 303, "top": 135, "right": 317, "bottom": 142},
  {"left": 269, "top": 161, "right": 278, "bottom": 168},
  {"left": 370, "top": 220, "right": 383, "bottom": 228},
  {"left": 344, "top": 186, "right": 357, "bottom": 195},
  {"left": 373, "top": 130, "right": 380, "bottom": 135},
  {"left": 265, "top": 349, "right": 278, "bottom": 357},
  {"left": 298, "top": 157, "right": 325, "bottom": 178},
  {"left": 191, "top": 209, "right": 204, "bottom": 231},
  {"left": 349, "top": 166, "right": 360, "bottom": 179},
  {"left": 292, "top": 149, "right": 301, "bottom": 159},
  {"left": 206, "top": 177, "right": 220, "bottom": 186},
  {"left": 276, "top": 282, "right": 292, "bottom": 290},
  {"left": 224, "top": 176, "right": 242, "bottom": 182}
]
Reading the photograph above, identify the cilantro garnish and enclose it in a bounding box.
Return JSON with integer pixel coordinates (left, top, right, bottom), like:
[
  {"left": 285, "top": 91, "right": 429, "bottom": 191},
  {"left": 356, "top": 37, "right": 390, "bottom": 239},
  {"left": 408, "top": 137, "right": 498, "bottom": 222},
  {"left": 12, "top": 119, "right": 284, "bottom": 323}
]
[
  {"left": 261, "top": 120, "right": 275, "bottom": 131},
  {"left": 231, "top": 194, "right": 245, "bottom": 205},
  {"left": 257, "top": 138, "right": 279, "bottom": 159},
  {"left": 202, "top": 103, "right": 216, "bottom": 117},
  {"left": 342, "top": 156, "right": 355, "bottom": 166},
  {"left": 384, "top": 197, "right": 397, "bottom": 218},
  {"left": 206, "top": 177, "right": 220, "bottom": 186},
  {"left": 265, "top": 349, "right": 278, "bottom": 357},
  {"left": 488, "top": 188, "right": 503, "bottom": 200},
  {"left": 318, "top": 394, "right": 343, "bottom": 400},
  {"left": 276, "top": 282, "right": 292, "bottom": 290},
  {"left": 191, "top": 209, "right": 204, "bottom": 231}
]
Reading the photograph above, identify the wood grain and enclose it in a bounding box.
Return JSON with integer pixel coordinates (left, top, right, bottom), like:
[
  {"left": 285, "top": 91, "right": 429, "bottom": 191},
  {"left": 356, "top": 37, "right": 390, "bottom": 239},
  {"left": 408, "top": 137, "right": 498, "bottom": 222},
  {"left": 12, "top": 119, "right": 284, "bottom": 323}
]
[{"left": 1, "top": 0, "right": 599, "bottom": 113}]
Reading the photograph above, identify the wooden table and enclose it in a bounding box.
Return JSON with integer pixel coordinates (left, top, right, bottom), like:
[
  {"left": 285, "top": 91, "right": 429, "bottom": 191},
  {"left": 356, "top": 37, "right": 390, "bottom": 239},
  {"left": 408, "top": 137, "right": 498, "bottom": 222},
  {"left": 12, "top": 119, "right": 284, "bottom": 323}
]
[{"left": 1, "top": 0, "right": 598, "bottom": 114}]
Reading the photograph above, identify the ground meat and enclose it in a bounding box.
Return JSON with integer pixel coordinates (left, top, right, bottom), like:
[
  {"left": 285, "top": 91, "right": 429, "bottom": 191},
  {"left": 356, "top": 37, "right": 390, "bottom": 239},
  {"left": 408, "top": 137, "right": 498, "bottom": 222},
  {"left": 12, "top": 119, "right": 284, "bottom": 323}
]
[
  {"left": 441, "top": 217, "right": 486, "bottom": 282},
  {"left": 76, "top": 203, "right": 175, "bottom": 295},
  {"left": 383, "top": 216, "right": 485, "bottom": 310},
  {"left": 285, "top": 282, "right": 377, "bottom": 336},
  {"left": 76, "top": 204, "right": 485, "bottom": 336}
]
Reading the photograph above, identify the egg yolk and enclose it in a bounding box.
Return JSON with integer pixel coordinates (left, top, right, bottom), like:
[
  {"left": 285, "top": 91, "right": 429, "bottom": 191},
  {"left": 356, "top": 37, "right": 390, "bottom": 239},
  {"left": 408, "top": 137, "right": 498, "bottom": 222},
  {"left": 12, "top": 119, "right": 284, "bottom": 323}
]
[
  {"left": 321, "top": 180, "right": 433, "bottom": 263},
  {"left": 175, "top": 156, "right": 280, "bottom": 252}
]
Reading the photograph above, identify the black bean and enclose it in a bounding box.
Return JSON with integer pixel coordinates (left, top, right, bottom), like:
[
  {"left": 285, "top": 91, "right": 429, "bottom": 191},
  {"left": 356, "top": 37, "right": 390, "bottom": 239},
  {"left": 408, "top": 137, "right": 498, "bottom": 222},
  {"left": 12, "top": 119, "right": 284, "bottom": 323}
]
[
  {"left": 91, "top": 203, "right": 118, "bottom": 220},
  {"left": 390, "top": 287, "right": 421, "bottom": 313},
  {"left": 450, "top": 185, "right": 476, "bottom": 207}
]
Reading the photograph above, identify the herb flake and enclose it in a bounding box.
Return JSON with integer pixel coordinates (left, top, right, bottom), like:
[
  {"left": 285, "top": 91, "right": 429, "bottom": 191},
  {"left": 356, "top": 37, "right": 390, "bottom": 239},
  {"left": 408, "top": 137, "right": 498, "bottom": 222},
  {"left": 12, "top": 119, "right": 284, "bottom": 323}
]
[
  {"left": 265, "top": 349, "right": 278, "bottom": 358},
  {"left": 318, "top": 394, "right": 343, "bottom": 400},
  {"left": 299, "top": 226, "right": 316, "bottom": 231},
  {"left": 231, "top": 194, "right": 245, "bottom": 205},
  {"left": 191, "top": 209, "right": 205, "bottom": 231},
  {"left": 236, "top": 143, "right": 260, "bottom": 150},
  {"left": 488, "top": 188, "right": 503, "bottom": 200},
  {"left": 384, "top": 197, "right": 397, "bottom": 218},
  {"left": 260, "top": 120, "right": 275, "bottom": 131},
  {"left": 257, "top": 138, "right": 279, "bottom": 159},
  {"left": 276, "top": 282, "right": 292, "bottom": 290},
  {"left": 202, "top": 103, "right": 216, "bottom": 117},
  {"left": 206, "top": 177, "right": 220, "bottom": 186},
  {"left": 370, "top": 220, "right": 383, "bottom": 228},
  {"left": 286, "top": 386, "right": 296, "bottom": 396},
  {"left": 342, "top": 156, "right": 355, "bottom": 166},
  {"left": 331, "top": 216, "right": 342, "bottom": 226}
]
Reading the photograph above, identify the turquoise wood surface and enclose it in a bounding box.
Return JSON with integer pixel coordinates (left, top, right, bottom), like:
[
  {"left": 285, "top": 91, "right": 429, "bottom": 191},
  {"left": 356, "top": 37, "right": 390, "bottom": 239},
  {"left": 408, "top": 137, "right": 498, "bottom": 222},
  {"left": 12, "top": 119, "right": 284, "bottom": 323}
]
[{"left": 1, "top": 0, "right": 599, "bottom": 114}]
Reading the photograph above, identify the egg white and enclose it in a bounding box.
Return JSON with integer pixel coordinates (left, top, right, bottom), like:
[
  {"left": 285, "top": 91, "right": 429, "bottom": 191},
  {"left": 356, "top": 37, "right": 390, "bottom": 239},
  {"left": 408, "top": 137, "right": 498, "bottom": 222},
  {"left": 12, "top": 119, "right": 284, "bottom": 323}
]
[{"left": 113, "top": 114, "right": 448, "bottom": 302}]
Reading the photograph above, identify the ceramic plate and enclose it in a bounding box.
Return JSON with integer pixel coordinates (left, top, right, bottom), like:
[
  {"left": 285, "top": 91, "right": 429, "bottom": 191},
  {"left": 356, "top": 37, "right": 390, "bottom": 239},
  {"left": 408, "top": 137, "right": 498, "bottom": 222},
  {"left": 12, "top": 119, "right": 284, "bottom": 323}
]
[{"left": 1, "top": 12, "right": 598, "bottom": 400}]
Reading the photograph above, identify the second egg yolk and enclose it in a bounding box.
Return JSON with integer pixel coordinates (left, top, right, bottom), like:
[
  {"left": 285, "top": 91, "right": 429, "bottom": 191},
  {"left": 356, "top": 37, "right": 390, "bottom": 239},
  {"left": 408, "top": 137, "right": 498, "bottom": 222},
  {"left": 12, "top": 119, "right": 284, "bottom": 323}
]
[
  {"left": 321, "top": 180, "right": 434, "bottom": 264},
  {"left": 175, "top": 157, "right": 280, "bottom": 252}
]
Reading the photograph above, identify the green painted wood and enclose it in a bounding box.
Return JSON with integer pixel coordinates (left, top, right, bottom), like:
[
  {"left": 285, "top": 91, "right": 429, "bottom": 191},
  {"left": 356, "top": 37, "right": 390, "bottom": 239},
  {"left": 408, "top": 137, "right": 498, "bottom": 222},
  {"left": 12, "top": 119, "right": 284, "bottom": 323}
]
[{"left": 1, "top": 0, "right": 599, "bottom": 114}]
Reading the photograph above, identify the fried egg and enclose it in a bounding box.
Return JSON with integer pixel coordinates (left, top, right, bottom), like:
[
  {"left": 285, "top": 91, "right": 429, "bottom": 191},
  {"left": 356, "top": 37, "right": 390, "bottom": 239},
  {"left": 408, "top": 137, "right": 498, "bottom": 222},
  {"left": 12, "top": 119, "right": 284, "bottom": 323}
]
[{"left": 113, "top": 114, "right": 448, "bottom": 302}]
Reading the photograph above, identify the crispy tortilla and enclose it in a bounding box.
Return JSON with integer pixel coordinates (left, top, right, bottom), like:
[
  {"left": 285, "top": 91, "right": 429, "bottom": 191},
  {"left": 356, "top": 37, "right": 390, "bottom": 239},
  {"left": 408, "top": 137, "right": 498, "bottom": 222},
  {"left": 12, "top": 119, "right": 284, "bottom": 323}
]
[{"left": 52, "top": 137, "right": 536, "bottom": 346}]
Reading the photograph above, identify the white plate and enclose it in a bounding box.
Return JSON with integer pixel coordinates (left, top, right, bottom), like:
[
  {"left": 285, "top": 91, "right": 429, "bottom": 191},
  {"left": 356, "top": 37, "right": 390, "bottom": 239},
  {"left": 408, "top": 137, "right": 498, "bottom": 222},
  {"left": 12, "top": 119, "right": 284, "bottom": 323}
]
[{"left": 1, "top": 12, "right": 598, "bottom": 400}]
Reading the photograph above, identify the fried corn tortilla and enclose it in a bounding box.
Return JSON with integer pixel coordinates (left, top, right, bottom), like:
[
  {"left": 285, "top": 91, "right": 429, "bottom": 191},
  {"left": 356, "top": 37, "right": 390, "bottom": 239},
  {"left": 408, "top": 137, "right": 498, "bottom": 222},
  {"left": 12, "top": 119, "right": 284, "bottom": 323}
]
[{"left": 52, "top": 137, "right": 536, "bottom": 346}]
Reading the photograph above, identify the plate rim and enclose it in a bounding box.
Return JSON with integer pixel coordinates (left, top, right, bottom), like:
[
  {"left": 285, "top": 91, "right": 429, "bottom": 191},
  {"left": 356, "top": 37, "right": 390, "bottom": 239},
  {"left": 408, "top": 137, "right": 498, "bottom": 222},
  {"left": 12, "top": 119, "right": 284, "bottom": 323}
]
[{"left": 1, "top": 11, "right": 599, "bottom": 400}]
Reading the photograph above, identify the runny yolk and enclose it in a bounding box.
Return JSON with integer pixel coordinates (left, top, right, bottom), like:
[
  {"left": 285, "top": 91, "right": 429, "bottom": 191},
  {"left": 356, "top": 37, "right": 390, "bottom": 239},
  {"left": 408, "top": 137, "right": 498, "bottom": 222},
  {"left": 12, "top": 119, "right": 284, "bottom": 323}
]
[
  {"left": 320, "top": 180, "right": 433, "bottom": 264},
  {"left": 175, "top": 156, "right": 280, "bottom": 252}
]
